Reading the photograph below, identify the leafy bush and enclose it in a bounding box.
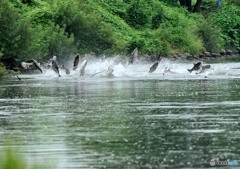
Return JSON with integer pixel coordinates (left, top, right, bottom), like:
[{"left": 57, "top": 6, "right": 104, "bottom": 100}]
[
  {"left": 225, "top": 0, "right": 240, "bottom": 6},
  {"left": 0, "top": 0, "right": 31, "bottom": 64},
  {"left": 47, "top": 25, "right": 76, "bottom": 61},
  {"left": 121, "top": 1, "right": 204, "bottom": 55},
  {"left": 154, "top": 6, "right": 204, "bottom": 54},
  {"left": 160, "top": 0, "right": 179, "bottom": 7},
  {"left": 24, "top": 23, "right": 76, "bottom": 62},
  {"left": 97, "top": 0, "right": 129, "bottom": 20},
  {"left": 152, "top": 7, "right": 167, "bottom": 29},
  {"left": 210, "top": 5, "right": 240, "bottom": 49},
  {"left": 197, "top": 18, "right": 224, "bottom": 52},
  {"left": 0, "top": 0, "right": 239, "bottom": 68},
  {"left": 126, "top": 0, "right": 150, "bottom": 29},
  {"left": 67, "top": 13, "right": 115, "bottom": 54},
  {"left": 52, "top": 0, "right": 117, "bottom": 55}
]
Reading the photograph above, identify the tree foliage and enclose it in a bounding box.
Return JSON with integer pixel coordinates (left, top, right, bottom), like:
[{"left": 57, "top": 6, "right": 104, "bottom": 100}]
[
  {"left": 126, "top": 0, "right": 150, "bottom": 29},
  {"left": 210, "top": 5, "right": 240, "bottom": 49},
  {"left": 0, "top": 0, "right": 239, "bottom": 70},
  {"left": 0, "top": 0, "right": 31, "bottom": 68}
]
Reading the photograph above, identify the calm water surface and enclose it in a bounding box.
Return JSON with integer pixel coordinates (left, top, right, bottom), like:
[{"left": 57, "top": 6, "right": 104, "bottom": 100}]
[{"left": 0, "top": 60, "right": 240, "bottom": 169}]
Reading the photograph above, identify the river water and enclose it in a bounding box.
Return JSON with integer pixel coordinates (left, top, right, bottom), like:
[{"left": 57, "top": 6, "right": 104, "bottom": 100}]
[{"left": 0, "top": 58, "right": 240, "bottom": 168}]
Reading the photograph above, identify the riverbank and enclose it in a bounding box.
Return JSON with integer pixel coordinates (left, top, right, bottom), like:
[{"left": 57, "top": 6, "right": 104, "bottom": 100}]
[{"left": 142, "top": 49, "right": 240, "bottom": 63}]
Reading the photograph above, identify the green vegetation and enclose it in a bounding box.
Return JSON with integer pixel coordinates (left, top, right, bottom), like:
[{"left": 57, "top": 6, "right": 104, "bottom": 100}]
[
  {"left": 210, "top": 5, "right": 240, "bottom": 49},
  {"left": 0, "top": 0, "right": 239, "bottom": 72},
  {"left": 0, "top": 143, "right": 52, "bottom": 169},
  {"left": 0, "top": 146, "right": 28, "bottom": 169},
  {"left": 0, "top": 64, "right": 7, "bottom": 79}
]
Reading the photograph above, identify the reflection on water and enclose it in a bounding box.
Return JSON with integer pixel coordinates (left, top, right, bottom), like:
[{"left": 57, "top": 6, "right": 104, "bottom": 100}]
[{"left": 1, "top": 60, "right": 240, "bottom": 168}]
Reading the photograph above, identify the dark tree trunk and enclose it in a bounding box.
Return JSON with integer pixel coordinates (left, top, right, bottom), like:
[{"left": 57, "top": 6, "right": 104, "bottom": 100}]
[
  {"left": 179, "top": 0, "right": 186, "bottom": 7},
  {"left": 193, "top": 0, "right": 202, "bottom": 12},
  {"left": 186, "top": 0, "right": 192, "bottom": 11},
  {"left": 179, "top": 0, "right": 203, "bottom": 12},
  {"left": 179, "top": 0, "right": 192, "bottom": 11}
]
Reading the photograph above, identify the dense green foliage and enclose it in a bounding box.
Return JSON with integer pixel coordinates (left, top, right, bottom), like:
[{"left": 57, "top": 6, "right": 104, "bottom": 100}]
[
  {"left": 0, "top": 0, "right": 239, "bottom": 70},
  {"left": 210, "top": 5, "right": 240, "bottom": 49},
  {"left": 0, "top": 0, "right": 31, "bottom": 64}
]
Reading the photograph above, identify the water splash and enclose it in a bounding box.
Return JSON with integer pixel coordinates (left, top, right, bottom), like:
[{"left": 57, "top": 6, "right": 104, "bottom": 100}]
[{"left": 18, "top": 57, "right": 240, "bottom": 80}]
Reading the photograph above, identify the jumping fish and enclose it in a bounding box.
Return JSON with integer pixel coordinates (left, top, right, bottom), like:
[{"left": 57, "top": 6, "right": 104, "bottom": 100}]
[
  {"left": 149, "top": 61, "right": 159, "bottom": 73},
  {"left": 187, "top": 62, "right": 203, "bottom": 73},
  {"left": 129, "top": 48, "right": 138, "bottom": 64},
  {"left": 52, "top": 59, "right": 61, "bottom": 77},
  {"left": 20, "top": 59, "right": 42, "bottom": 73},
  {"left": 73, "top": 54, "right": 80, "bottom": 70},
  {"left": 188, "top": 62, "right": 211, "bottom": 73},
  {"left": 80, "top": 60, "right": 88, "bottom": 76},
  {"left": 106, "top": 67, "right": 114, "bottom": 77}
]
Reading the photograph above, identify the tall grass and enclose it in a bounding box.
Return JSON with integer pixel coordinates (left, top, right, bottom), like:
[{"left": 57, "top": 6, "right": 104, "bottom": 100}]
[
  {"left": 0, "top": 145, "right": 53, "bottom": 169},
  {"left": 0, "top": 148, "right": 26, "bottom": 169}
]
